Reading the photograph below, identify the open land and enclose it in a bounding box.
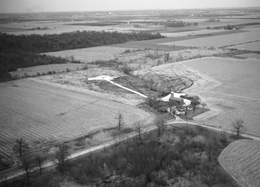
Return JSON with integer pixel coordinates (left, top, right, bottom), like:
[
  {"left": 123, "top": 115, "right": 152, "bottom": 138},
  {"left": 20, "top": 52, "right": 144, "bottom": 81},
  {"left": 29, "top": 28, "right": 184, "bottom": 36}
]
[
  {"left": 1, "top": 8, "right": 260, "bottom": 186},
  {"left": 43, "top": 46, "right": 132, "bottom": 63},
  {"left": 0, "top": 21, "right": 150, "bottom": 35},
  {"left": 180, "top": 57, "right": 260, "bottom": 136},
  {"left": 9, "top": 63, "right": 84, "bottom": 78},
  {"left": 159, "top": 28, "right": 260, "bottom": 48},
  {"left": 219, "top": 139, "right": 260, "bottom": 187},
  {"left": 228, "top": 41, "right": 260, "bottom": 51},
  {"left": 0, "top": 79, "right": 151, "bottom": 158}
]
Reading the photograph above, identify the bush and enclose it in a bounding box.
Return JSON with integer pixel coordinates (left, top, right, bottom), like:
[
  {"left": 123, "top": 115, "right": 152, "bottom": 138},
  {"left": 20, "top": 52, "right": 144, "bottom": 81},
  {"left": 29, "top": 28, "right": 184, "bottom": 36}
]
[{"left": 121, "top": 64, "right": 132, "bottom": 75}]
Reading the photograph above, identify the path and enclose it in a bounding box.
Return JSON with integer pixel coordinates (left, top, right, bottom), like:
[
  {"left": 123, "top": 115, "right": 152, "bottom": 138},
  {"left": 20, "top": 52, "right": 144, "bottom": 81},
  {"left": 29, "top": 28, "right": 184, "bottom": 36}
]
[{"left": 88, "top": 75, "right": 147, "bottom": 98}]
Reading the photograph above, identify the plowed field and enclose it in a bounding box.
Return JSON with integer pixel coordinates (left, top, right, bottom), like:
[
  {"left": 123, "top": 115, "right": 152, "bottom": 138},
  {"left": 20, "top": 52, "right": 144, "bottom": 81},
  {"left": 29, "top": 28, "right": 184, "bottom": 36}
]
[
  {"left": 0, "top": 79, "right": 151, "bottom": 158},
  {"left": 219, "top": 139, "right": 260, "bottom": 187}
]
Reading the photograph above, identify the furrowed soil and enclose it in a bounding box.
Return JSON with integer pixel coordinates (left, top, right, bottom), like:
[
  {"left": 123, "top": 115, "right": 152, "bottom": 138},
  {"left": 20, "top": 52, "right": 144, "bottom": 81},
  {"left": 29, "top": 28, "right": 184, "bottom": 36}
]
[
  {"left": 0, "top": 79, "right": 152, "bottom": 158},
  {"left": 219, "top": 139, "right": 260, "bottom": 187}
]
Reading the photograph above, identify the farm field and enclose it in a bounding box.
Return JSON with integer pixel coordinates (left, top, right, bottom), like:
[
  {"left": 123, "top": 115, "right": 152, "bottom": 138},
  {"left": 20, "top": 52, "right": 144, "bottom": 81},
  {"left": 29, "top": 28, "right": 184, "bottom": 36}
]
[
  {"left": 9, "top": 63, "right": 84, "bottom": 78},
  {"left": 160, "top": 29, "right": 232, "bottom": 37},
  {"left": 198, "top": 18, "right": 260, "bottom": 27},
  {"left": 228, "top": 41, "right": 260, "bottom": 51},
  {"left": 180, "top": 57, "right": 260, "bottom": 136},
  {"left": 159, "top": 28, "right": 260, "bottom": 48},
  {"left": 1, "top": 21, "right": 149, "bottom": 35},
  {"left": 43, "top": 46, "right": 130, "bottom": 63},
  {"left": 219, "top": 139, "right": 260, "bottom": 187},
  {"left": 0, "top": 79, "right": 151, "bottom": 158}
]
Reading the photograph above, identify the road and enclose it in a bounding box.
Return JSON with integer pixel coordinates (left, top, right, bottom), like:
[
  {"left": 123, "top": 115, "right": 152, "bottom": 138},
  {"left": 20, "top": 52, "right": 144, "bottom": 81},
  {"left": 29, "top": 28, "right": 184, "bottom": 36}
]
[{"left": 2, "top": 115, "right": 260, "bottom": 183}]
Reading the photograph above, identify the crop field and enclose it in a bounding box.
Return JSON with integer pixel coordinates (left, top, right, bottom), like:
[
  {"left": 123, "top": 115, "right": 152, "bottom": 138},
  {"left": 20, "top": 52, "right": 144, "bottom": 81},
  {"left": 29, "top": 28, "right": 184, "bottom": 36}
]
[
  {"left": 159, "top": 28, "right": 260, "bottom": 48},
  {"left": 1, "top": 21, "right": 149, "bottom": 35},
  {"left": 0, "top": 79, "right": 151, "bottom": 158},
  {"left": 9, "top": 63, "right": 84, "bottom": 78},
  {"left": 228, "top": 41, "right": 260, "bottom": 51},
  {"left": 219, "top": 139, "right": 260, "bottom": 187},
  {"left": 44, "top": 46, "right": 130, "bottom": 63},
  {"left": 160, "top": 29, "right": 230, "bottom": 37},
  {"left": 198, "top": 18, "right": 260, "bottom": 27},
  {"left": 180, "top": 57, "right": 260, "bottom": 136}
]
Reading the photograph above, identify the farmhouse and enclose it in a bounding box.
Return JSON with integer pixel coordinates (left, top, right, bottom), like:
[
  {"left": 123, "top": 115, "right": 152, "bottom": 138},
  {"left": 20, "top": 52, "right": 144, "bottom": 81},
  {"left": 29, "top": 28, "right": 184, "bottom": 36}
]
[{"left": 169, "top": 92, "right": 185, "bottom": 106}]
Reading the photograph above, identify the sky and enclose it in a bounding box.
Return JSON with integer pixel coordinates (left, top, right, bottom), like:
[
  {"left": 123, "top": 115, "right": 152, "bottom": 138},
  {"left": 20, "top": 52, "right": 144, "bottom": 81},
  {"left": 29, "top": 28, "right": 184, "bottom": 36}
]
[{"left": 0, "top": 0, "right": 260, "bottom": 13}]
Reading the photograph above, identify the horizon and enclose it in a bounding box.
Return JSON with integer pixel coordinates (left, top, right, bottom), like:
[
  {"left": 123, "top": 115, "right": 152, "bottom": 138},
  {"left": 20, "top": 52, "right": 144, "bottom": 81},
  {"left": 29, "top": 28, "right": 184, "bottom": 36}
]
[
  {"left": 1, "top": 0, "right": 260, "bottom": 14},
  {"left": 1, "top": 6, "right": 260, "bottom": 15}
]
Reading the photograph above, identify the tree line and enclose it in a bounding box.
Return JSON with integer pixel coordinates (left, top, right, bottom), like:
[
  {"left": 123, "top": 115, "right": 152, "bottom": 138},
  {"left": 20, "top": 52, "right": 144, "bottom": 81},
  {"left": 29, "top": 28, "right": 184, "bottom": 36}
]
[
  {"left": 0, "top": 31, "right": 164, "bottom": 81},
  {"left": 1, "top": 124, "right": 239, "bottom": 187}
]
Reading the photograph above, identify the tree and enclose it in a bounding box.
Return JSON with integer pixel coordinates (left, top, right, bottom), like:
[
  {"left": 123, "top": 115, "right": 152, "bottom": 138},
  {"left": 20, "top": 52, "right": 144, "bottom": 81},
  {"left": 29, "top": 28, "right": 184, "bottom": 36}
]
[
  {"left": 191, "top": 98, "right": 200, "bottom": 114},
  {"left": 201, "top": 103, "right": 207, "bottom": 109},
  {"left": 13, "top": 138, "right": 29, "bottom": 157},
  {"left": 232, "top": 119, "right": 245, "bottom": 138},
  {"left": 34, "top": 154, "right": 46, "bottom": 175},
  {"left": 156, "top": 119, "right": 167, "bottom": 137},
  {"left": 134, "top": 122, "right": 142, "bottom": 140},
  {"left": 20, "top": 155, "right": 34, "bottom": 186},
  {"left": 116, "top": 112, "right": 124, "bottom": 131},
  {"left": 54, "top": 143, "right": 70, "bottom": 175}
]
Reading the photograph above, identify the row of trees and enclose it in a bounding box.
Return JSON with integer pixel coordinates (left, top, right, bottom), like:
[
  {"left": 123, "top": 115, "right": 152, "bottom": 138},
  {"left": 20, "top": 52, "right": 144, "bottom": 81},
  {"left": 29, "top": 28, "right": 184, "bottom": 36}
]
[
  {"left": 9, "top": 138, "right": 70, "bottom": 186},
  {"left": 165, "top": 21, "right": 198, "bottom": 27},
  {"left": 0, "top": 31, "right": 163, "bottom": 53}
]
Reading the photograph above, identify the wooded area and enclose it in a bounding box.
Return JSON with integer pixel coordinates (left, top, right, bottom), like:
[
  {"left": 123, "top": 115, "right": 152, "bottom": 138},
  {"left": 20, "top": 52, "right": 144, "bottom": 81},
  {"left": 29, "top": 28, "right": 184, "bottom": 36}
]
[
  {"left": 1, "top": 126, "right": 238, "bottom": 187},
  {"left": 0, "top": 31, "right": 164, "bottom": 80}
]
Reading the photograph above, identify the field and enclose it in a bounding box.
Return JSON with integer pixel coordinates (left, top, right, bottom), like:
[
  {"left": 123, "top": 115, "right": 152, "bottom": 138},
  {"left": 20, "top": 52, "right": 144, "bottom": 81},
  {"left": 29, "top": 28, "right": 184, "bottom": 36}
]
[
  {"left": 0, "top": 21, "right": 149, "bottom": 35},
  {"left": 180, "top": 57, "right": 260, "bottom": 136},
  {"left": 9, "top": 63, "right": 84, "bottom": 78},
  {"left": 43, "top": 46, "right": 130, "bottom": 63},
  {"left": 219, "top": 139, "right": 260, "bottom": 187},
  {"left": 159, "top": 28, "right": 260, "bottom": 48},
  {"left": 0, "top": 79, "right": 151, "bottom": 158},
  {"left": 228, "top": 41, "right": 260, "bottom": 51},
  {"left": 160, "top": 29, "right": 231, "bottom": 37}
]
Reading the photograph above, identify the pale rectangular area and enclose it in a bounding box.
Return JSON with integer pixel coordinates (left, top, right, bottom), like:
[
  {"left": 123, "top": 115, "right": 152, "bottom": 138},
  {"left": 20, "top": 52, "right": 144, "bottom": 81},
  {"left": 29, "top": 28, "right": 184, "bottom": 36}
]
[
  {"left": 43, "top": 46, "right": 129, "bottom": 63},
  {"left": 159, "top": 29, "right": 260, "bottom": 48},
  {"left": 0, "top": 79, "right": 150, "bottom": 158}
]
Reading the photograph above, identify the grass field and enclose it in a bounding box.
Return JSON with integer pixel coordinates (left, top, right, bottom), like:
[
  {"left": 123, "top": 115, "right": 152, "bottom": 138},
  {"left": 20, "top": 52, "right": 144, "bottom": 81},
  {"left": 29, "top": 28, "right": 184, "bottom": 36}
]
[
  {"left": 219, "top": 139, "right": 260, "bottom": 187},
  {"left": 9, "top": 63, "right": 84, "bottom": 78},
  {"left": 44, "top": 46, "right": 130, "bottom": 63},
  {"left": 0, "top": 79, "right": 151, "bottom": 158},
  {"left": 160, "top": 29, "right": 230, "bottom": 37},
  {"left": 159, "top": 28, "right": 260, "bottom": 48},
  {"left": 228, "top": 41, "right": 260, "bottom": 51},
  {"left": 180, "top": 57, "right": 260, "bottom": 136},
  {"left": 1, "top": 21, "right": 149, "bottom": 35}
]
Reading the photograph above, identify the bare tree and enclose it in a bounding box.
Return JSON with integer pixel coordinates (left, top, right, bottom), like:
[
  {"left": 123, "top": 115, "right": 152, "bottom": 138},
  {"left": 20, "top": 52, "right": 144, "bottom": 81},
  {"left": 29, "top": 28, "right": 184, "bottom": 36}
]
[
  {"left": 156, "top": 120, "right": 167, "bottom": 137},
  {"left": 116, "top": 112, "right": 124, "bottom": 131},
  {"left": 134, "top": 122, "right": 142, "bottom": 140},
  {"left": 34, "top": 154, "right": 46, "bottom": 175},
  {"left": 201, "top": 103, "right": 207, "bottom": 109},
  {"left": 13, "top": 138, "right": 29, "bottom": 157},
  {"left": 54, "top": 143, "right": 70, "bottom": 175},
  {"left": 20, "top": 156, "right": 34, "bottom": 186},
  {"left": 232, "top": 119, "right": 245, "bottom": 138}
]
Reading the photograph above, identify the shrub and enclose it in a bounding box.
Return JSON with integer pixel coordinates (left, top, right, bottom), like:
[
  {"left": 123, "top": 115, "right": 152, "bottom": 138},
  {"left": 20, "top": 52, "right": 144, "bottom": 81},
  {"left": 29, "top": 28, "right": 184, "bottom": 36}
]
[{"left": 121, "top": 64, "right": 132, "bottom": 75}]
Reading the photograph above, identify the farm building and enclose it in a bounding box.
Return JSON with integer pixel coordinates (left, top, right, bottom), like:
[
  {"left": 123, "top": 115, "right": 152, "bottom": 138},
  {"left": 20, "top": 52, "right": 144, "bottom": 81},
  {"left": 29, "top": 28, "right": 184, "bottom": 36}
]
[{"left": 169, "top": 92, "right": 185, "bottom": 106}]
